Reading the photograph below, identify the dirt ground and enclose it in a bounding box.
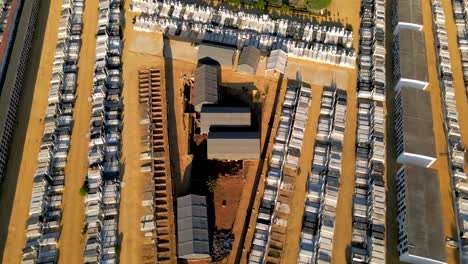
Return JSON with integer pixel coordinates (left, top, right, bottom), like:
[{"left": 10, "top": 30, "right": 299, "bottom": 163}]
[
  {"left": 0, "top": 1, "right": 61, "bottom": 263},
  {"left": 213, "top": 174, "right": 247, "bottom": 230},
  {"left": 281, "top": 84, "right": 323, "bottom": 261},
  {"left": 119, "top": 2, "right": 167, "bottom": 263},
  {"left": 442, "top": 0, "right": 468, "bottom": 164},
  {"left": 58, "top": 1, "right": 99, "bottom": 263},
  {"left": 421, "top": 0, "right": 460, "bottom": 262}
]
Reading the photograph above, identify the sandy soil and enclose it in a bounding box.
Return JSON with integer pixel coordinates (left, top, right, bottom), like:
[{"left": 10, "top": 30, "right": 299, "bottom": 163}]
[
  {"left": 239, "top": 78, "right": 288, "bottom": 264},
  {"left": 442, "top": 0, "right": 468, "bottom": 165},
  {"left": 57, "top": 1, "right": 99, "bottom": 263},
  {"left": 420, "top": 0, "right": 459, "bottom": 262},
  {"left": 119, "top": 3, "right": 168, "bottom": 263},
  {"left": 213, "top": 175, "right": 246, "bottom": 230},
  {"left": 281, "top": 84, "right": 323, "bottom": 261},
  {"left": 0, "top": 1, "right": 61, "bottom": 263}
]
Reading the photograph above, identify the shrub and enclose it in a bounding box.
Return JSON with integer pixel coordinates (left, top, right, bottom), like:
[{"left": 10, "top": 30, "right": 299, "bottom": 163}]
[
  {"left": 79, "top": 182, "right": 89, "bottom": 197},
  {"left": 268, "top": 250, "right": 280, "bottom": 258},
  {"left": 281, "top": 4, "right": 291, "bottom": 13},
  {"left": 206, "top": 177, "right": 218, "bottom": 193},
  {"left": 82, "top": 223, "right": 88, "bottom": 235}
]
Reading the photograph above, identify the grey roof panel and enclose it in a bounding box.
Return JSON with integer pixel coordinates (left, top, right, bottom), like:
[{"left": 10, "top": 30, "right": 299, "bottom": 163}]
[
  {"left": 399, "top": 87, "right": 436, "bottom": 157},
  {"left": 404, "top": 165, "right": 446, "bottom": 262},
  {"left": 266, "top": 49, "right": 288, "bottom": 74},
  {"left": 200, "top": 105, "right": 251, "bottom": 134},
  {"left": 398, "top": 29, "right": 428, "bottom": 82},
  {"left": 177, "top": 195, "right": 210, "bottom": 258},
  {"left": 194, "top": 64, "right": 219, "bottom": 107},
  {"left": 396, "top": 0, "right": 423, "bottom": 26},
  {"left": 208, "top": 131, "right": 260, "bottom": 160},
  {"left": 198, "top": 43, "right": 235, "bottom": 68},
  {"left": 238, "top": 46, "right": 261, "bottom": 74}
]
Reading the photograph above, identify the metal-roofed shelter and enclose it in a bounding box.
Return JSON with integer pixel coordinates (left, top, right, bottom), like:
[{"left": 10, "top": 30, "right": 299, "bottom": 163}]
[
  {"left": 395, "top": 87, "right": 436, "bottom": 167},
  {"left": 393, "top": 28, "right": 428, "bottom": 91},
  {"left": 194, "top": 64, "right": 219, "bottom": 112},
  {"left": 200, "top": 105, "right": 251, "bottom": 134},
  {"left": 392, "top": 0, "right": 423, "bottom": 33},
  {"left": 198, "top": 43, "right": 236, "bottom": 69},
  {"left": 208, "top": 132, "right": 260, "bottom": 160},
  {"left": 266, "top": 49, "right": 288, "bottom": 75},
  {"left": 396, "top": 165, "right": 446, "bottom": 264},
  {"left": 177, "top": 194, "right": 210, "bottom": 260},
  {"left": 237, "top": 46, "right": 261, "bottom": 74}
]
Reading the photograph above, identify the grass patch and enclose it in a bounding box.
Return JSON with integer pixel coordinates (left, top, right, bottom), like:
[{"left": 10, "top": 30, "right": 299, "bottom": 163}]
[
  {"left": 306, "top": 0, "right": 332, "bottom": 9},
  {"left": 268, "top": 250, "right": 281, "bottom": 258}
]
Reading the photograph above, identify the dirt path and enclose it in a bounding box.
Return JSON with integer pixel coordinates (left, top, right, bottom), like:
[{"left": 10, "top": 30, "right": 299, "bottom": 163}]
[
  {"left": 330, "top": 74, "right": 358, "bottom": 263},
  {"left": 58, "top": 1, "right": 98, "bottom": 263},
  {"left": 119, "top": 3, "right": 167, "bottom": 262},
  {"left": 420, "top": 0, "right": 459, "bottom": 262},
  {"left": 0, "top": 1, "right": 59, "bottom": 263},
  {"left": 281, "top": 85, "right": 323, "bottom": 261},
  {"left": 441, "top": 0, "right": 468, "bottom": 159}
]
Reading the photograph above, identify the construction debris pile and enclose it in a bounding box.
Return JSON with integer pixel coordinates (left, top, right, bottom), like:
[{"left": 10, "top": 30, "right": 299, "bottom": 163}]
[
  {"left": 211, "top": 230, "right": 234, "bottom": 262},
  {"left": 21, "top": 0, "right": 84, "bottom": 263},
  {"left": 129, "top": 0, "right": 356, "bottom": 68}
]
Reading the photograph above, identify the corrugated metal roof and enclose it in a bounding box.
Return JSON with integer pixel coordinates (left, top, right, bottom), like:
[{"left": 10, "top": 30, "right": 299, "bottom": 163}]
[
  {"left": 208, "top": 132, "right": 260, "bottom": 160},
  {"left": 403, "top": 165, "right": 446, "bottom": 263},
  {"left": 200, "top": 105, "right": 251, "bottom": 134},
  {"left": 198, "top": 43, "right": 235, "bottom": 68},
  {"left": 177, "top": 195, "right": 210, "bottom": 259},
  {"left": 395, "top": 0, "right": 423, "bottom": 27},
  {"left": 397, "top": 29, "right": 428, "bottom": 82},
  {"left": 398, "top": 87, "right": 436, "bottom": 157},
  {"left": 194, "top": 64, "right": 219, "bottom": 111},
  {"left": 238, "top": 46, "right": 261, "bottom": 74},
  {"left": 266, "top": 49, "right": 288, "bottom": 74}
]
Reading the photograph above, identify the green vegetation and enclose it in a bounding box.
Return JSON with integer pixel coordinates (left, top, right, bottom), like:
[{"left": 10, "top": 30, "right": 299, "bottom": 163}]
[
  {"left": 296, "top": 166, "right": 302, "bottom": 175},
  {"left": 254, "top": 91, "right": 261, "bottom": 102},
  {"left": 226, "top": 0, "right": 242, "bottom": 5},
  {"left": 268, "top": 250, "right": 281, "bottom": 258},
  {"left": 82, "top": 223, "right": 88, "bottom": 235},
  {"left": 281, "top": 4, "right": 291, "bottom": 12},
  {"left": 306, "top": 0, "right": 332, "bottom": 10},
  {"left": 206, "top": 177, "right": 218, "bottom": 193},
  {"left": 256, "top": 0, "right": 267, "bottom": 10},
  {"left": 79, "top": 181, "right": 89, "bottom": 197},
  {"left": 115, "top": 246, "right": 121, "bottom": 254}
]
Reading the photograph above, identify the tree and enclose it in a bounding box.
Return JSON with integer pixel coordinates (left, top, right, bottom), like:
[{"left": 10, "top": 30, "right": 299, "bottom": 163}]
[{"left": 256, "top": 0, "right": 267, "bottom": 10}]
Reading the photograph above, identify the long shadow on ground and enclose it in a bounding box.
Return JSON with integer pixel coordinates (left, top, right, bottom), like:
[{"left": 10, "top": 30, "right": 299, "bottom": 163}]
[{"left": 0, "top": 0, "right": 51, "bottom": 260}]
